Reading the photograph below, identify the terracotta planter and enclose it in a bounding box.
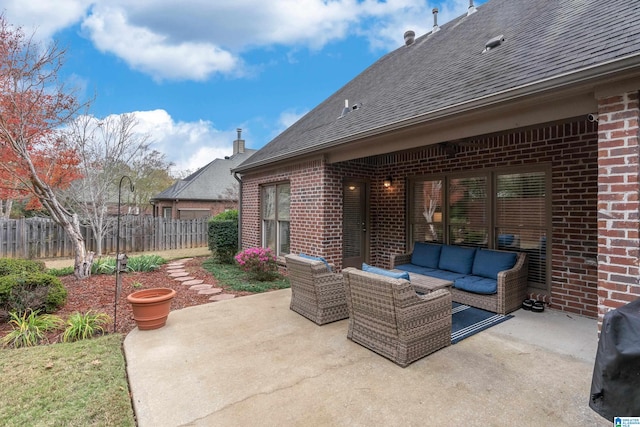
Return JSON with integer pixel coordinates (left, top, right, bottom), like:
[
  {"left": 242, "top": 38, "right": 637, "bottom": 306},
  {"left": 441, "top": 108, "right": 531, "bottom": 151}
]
[{"left": 127, "top": 288, "right": 176, "bottom": 330}]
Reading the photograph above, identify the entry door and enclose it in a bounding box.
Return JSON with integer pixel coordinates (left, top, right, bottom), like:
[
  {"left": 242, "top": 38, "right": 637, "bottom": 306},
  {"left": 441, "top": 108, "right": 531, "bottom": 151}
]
[{"left": 343, "top": 181, "right": 369, "bottom": 268}]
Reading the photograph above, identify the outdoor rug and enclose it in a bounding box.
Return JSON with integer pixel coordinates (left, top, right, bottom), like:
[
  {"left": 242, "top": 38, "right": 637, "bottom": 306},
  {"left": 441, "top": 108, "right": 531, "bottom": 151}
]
[{"left": 451, "top": 303, "right": 512, "bottom": 344}]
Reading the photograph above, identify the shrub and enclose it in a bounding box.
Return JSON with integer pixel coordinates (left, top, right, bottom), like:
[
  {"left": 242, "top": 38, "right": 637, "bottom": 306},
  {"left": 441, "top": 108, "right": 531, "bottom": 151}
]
[
  {"left": 92, "top": 257, "right": 116, "bottom": 275},
  {"left": 234, "top": 247, "right": 277, "bottom": 281},
  {"left": 62, "top": 311, "right": 110, "bottom": 343},
  {"left": 91, "top": 254, "right": 166, "bottom": 275},
  {"left": 208, "top": 210, "right": 238, "bottom": 264},
  {"left": 1, "top": 310, "right": 63, "bottom": 348},
  {"left": 0, "top": 273, "right": 67, "bottom": 314},
  {"left": 213, "top": 210, "right": 238, "bottom": 222},
  {"left": 125, "top": 255, "right": 165, "bottom": 272},
  {"left": 0, "top": 258, "right": 46, "bottom": 276}
]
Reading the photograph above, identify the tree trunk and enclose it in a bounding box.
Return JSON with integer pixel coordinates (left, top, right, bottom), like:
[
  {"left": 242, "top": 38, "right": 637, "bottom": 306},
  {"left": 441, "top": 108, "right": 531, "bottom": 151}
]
[
  {"left": 0, "top": 199, "right": 12, "bottom": 218},
  {"left": 65, "top": 213, "right": 94, "bottom": 279}
]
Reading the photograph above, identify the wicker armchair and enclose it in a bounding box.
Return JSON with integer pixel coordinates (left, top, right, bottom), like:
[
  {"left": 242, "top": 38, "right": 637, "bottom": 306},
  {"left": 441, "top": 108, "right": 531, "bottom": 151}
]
[
  {"left": 342, "top": 267, "right": 452, "bottom": 367},
  {"left": 285, "top": 254, "right": 349, "bottom": 325}
]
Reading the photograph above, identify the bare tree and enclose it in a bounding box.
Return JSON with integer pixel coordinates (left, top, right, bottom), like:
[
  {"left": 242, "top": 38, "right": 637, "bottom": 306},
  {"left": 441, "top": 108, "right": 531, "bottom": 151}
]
[{"left": 63, "top": 113, "right": 152, "bottom": 256}]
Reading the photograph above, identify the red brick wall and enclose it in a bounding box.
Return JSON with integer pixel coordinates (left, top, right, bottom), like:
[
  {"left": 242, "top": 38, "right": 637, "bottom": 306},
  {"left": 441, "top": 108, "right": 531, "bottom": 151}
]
[
  {"left": 240, "top": 159, "right": 346, "bottom": 266},
  {"left": 241, "top": 116, "right": 601, "bottom": 318},
  {"left": 596, "top": 91, "right": 640, "bottom": 327}
]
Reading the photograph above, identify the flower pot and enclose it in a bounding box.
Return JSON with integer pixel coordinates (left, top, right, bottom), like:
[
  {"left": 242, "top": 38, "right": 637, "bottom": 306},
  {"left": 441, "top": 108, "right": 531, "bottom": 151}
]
[{"left": 127, "top": 288, "right": 176, "bottom": 330}]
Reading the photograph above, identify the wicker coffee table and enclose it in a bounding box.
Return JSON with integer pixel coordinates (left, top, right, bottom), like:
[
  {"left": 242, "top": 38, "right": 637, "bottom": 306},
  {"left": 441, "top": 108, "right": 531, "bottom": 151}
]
[{"left": 392, "top": 270, "right": 453, "bottom": 295}]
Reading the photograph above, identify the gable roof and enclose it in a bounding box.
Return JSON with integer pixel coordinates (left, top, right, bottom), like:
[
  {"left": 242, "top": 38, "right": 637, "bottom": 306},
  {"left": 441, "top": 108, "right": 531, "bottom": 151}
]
[
  {"left": 152, "top": 149, "right": 256, "bottom": 201},
  {"left": 235, "top": 0, "right": 640, "bottom": 172}
]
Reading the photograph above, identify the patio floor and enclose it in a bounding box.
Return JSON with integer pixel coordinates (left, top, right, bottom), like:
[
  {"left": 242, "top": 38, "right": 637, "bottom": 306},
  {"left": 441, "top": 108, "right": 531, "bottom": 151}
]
[{"left": 124, "top": 288, "right": 609, "bottom": 426}]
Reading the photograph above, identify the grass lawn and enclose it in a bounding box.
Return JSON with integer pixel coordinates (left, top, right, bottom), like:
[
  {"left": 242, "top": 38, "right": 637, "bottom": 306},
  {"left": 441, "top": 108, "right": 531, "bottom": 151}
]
[{"left": 0, "top": 334, "right": 135, "bottom": 427}]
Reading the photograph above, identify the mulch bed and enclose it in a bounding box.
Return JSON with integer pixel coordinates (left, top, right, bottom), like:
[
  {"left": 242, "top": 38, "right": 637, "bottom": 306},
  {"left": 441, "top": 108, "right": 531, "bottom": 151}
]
[{"left": 0, "top": 257, "right": 253, "bottom": 339}]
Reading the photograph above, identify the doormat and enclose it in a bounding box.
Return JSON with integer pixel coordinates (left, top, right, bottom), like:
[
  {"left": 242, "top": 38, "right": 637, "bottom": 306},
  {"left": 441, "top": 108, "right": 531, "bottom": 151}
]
[{"left": 451, "top": 303, "right": 512, "bottom": 344}]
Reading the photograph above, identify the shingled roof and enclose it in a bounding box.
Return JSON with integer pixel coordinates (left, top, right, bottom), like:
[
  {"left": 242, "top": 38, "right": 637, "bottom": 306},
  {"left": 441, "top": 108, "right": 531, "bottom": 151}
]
[
  {"left": 235, "top": 0, "right": 640, "bottom": 172},
  {"left": 152, "top": 149, "right": 256, "bottom": 201}
]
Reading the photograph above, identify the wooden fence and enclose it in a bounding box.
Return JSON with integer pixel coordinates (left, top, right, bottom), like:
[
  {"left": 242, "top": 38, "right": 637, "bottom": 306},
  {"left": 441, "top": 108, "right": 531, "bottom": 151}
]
[{"left": 0, "top": 216, "right": 210, "bottom": 259}]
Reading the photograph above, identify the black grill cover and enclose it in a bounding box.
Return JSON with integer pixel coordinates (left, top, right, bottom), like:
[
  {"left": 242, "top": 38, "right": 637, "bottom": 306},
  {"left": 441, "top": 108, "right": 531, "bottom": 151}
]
[{"left": 589, "top": 298, "right": 640, "bottom": 420}]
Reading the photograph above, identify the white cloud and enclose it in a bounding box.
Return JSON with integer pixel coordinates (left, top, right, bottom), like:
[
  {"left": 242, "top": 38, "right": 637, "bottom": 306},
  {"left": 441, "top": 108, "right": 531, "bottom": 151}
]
[
  {"left": 81, "top": 6, "right": 238, "bottom": 81},
  {"left": 125, "top": 110, "right": 241, "bottom": 173},
  {"left": 1, "top": 0, "right": 92, "bottom": 40}
]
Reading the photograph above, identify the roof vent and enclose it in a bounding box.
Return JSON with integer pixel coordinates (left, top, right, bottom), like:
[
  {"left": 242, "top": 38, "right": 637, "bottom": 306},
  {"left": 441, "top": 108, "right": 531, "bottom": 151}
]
[
  {"left": 482, "top": 34, "right": 505, "bottom": 53},
  {"left": 338, "top": 99, "right": 350, "bottom": 119},
  {"left": 432, "top": 8, "right": 440, "bottom": 33},
  {"left": 404, "top": 30, "right": 415, "bottom": 46},
  {"left": 468, "top": 0, "right": 477, "bottom": 15}
]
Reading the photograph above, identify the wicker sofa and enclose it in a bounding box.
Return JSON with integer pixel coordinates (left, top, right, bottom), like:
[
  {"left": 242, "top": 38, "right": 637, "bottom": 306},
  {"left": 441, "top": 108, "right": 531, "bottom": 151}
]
[
  {"left": 342, "top": 267, "right": 452, "bottom": 367},
  {"left": 285, "top": 254, "right": 349, "bottom": 325},
  {"left": 391, "top": 242, "right": 528, "bottom": 315}
]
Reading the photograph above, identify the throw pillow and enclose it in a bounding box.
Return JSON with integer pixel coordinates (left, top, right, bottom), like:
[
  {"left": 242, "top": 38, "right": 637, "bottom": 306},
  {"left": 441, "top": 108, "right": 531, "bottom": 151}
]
[
  {"left": 298, "top": 253, "right": 331, "bottom": 271},
  {"left": 411, "top": 242, "right": 442, "bottom": 268},
  {"left": 362, "top": 263, "right": 410, "bottom": 281}
]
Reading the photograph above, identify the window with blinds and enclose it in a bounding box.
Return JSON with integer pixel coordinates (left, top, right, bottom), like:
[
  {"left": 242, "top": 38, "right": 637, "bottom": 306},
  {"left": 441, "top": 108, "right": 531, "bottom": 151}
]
[
  {"left": 496, "top": 171, "right": 548, "bottom": 289},
  {"left": 409, "top": 179, "right": 444, "bottom": 245},
  {"left": 408, "top": 168, "right": 550, "bottom": 290},
  {"left": 262, "top": 183, "right": 290, "bottom": 256},
  {"left": 449, "top": 176, "right": 488, "bottom": 247}
]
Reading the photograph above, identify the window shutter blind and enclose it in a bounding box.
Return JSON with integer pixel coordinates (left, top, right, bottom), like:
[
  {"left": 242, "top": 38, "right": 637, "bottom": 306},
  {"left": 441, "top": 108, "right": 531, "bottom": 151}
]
[{"left": 496, "top": 172, "right": 547, "bottom": 289}]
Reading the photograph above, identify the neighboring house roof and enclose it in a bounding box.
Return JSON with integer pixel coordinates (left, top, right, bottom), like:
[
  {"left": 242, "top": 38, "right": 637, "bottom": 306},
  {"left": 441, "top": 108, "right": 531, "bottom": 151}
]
[
  {"left": 152, "top": 149, "right": 256, "bottom": 201},
  {"left": 235, "top": 0, "right": 640, "bottom": 172}
]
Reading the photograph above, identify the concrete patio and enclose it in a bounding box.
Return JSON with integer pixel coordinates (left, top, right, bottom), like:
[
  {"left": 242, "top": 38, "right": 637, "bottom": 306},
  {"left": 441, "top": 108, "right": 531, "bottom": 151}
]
[{"left": 124, "top": 288, "right": 609, "bottom": 426}]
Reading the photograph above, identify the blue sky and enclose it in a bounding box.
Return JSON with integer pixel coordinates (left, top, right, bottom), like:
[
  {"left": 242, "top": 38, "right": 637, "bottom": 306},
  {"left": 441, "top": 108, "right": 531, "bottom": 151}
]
[{"left": 3, "top": 0, "right": 484, "bottom": 174}]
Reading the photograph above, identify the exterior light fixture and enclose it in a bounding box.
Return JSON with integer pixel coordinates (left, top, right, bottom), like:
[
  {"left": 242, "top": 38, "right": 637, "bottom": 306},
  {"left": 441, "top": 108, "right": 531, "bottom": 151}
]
[{"left": 383, "top": 177, "right": 392, "bottom": 188}]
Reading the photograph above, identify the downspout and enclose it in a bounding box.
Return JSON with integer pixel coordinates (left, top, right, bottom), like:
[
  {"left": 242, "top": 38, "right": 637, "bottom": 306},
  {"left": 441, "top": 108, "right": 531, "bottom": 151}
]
[{"left": 233, "top": 171, "right": 243, "bottom": 251}]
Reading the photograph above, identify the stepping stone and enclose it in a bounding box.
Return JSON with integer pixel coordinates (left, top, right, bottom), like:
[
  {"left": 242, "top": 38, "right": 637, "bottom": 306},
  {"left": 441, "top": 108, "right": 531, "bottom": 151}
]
[
  {"left": 167, "top": 262, "right": 185, "bottom": 268},
  {"left": 198, "top": 288, "right": 223, "bottom": 295},
  {"left": 167, "top": 268, "right": 186, "bottom": 273},
  {"left": 169, "top": 272, "right": 189, "bottom": 277},
  {"left": 189, "top": 284, "right": 212, "bottom": 291},
  {"left": 174, "top": 276, "right": 196, "bottom": 282},
  {"left": 209, "top": 294, "right": 235, "bottom": 301},
  {"left": 181, "top": 279, "right": 204, "bottom": 286}
]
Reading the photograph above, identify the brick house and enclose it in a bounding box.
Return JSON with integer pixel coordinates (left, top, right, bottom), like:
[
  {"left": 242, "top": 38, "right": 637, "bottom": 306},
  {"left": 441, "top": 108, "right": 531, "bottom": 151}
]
[
  {"left": 233, "top": 0, "right": 640, "bottom": 327},
  {"left": 152, "top": 129, "right": 256, "bottom": 219}
]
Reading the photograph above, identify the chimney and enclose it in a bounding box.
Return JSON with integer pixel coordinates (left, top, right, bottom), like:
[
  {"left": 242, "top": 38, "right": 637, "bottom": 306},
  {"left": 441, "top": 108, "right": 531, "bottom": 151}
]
[
  {"left": 404, "top": 30, "right": 415, "bottom": 46},
  {"left": 233, "top": 128, "right": 245, "bottom": 155},
  {"left": 432, "top": 8, "right": 440, "bottom": 33},
  {"left": 468, "top": 0, "right": 477, "bottom": 15}
]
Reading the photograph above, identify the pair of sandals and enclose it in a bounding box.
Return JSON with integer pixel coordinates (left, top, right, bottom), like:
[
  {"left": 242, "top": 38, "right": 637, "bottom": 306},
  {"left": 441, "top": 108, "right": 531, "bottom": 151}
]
[{"left": 522, "top": 299, "right": 544, "bottom": 312}]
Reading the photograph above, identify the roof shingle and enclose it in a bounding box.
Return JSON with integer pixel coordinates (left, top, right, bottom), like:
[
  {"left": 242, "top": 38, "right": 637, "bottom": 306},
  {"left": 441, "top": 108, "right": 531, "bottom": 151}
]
[{"left": 237, "top": 0, "right": 640, "bottom": 171}]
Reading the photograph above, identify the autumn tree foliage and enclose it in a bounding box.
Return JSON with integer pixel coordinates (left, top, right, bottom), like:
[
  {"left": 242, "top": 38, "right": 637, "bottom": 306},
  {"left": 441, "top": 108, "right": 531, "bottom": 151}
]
[{"left": 0, "top": 16, "right": 93, "bottom": 278}]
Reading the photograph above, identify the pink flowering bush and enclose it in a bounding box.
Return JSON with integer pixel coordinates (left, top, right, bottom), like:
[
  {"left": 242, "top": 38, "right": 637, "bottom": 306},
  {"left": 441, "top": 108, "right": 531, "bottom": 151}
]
[{"left": 235, "top": 247, "right": 278, "bottom": 281}]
